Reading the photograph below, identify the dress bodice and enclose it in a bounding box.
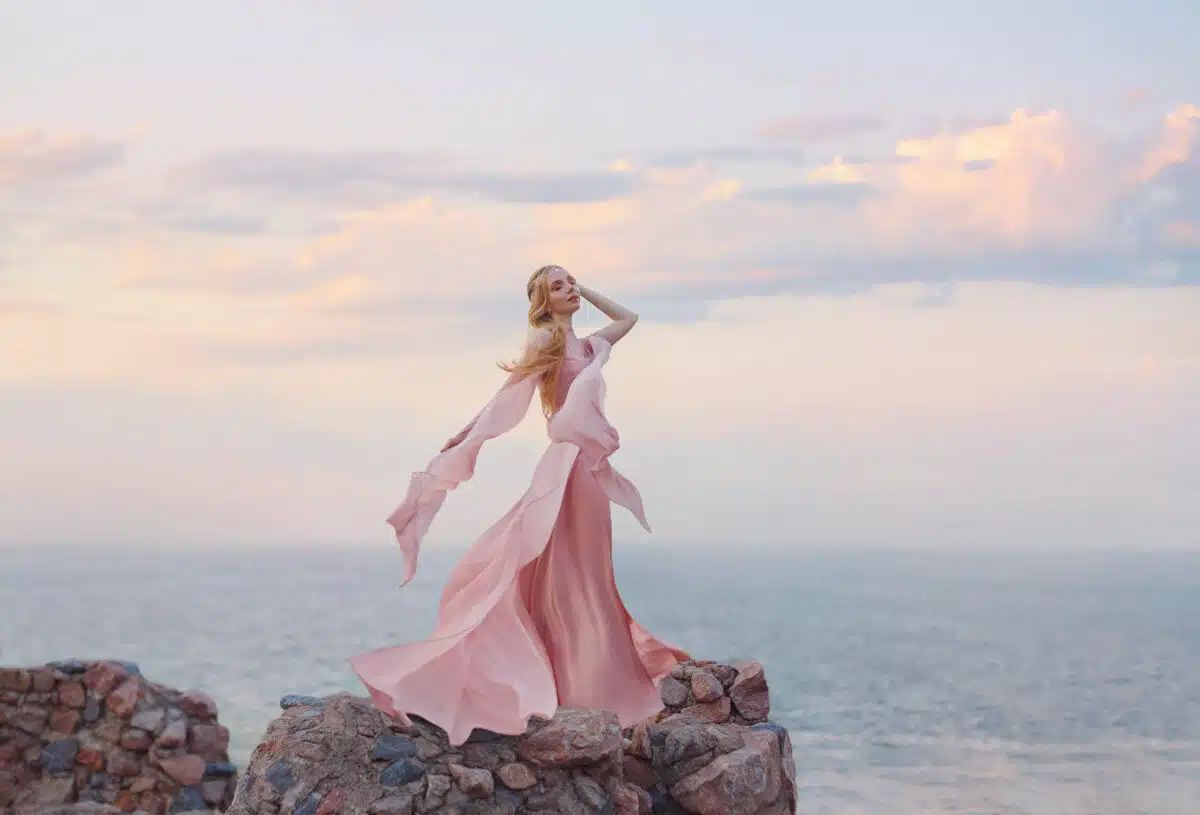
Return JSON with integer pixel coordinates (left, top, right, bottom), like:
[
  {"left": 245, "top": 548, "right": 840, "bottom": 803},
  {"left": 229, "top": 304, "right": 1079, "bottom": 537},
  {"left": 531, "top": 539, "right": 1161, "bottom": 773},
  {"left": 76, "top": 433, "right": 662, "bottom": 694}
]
[{"left": 554, "top": 335, "right": 595, "bottom": 409}]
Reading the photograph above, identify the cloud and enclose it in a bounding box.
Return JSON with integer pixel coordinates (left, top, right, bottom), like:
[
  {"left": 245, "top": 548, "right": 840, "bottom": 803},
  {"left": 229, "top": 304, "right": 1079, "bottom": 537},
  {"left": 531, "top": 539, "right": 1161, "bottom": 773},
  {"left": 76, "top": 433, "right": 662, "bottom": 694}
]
[
  {"left": 0, "top": 297, "right": 61, "bottom": 315},
  {"left": 0, "top": 130, "right": 128, "bottom": 189},
  {"left": 753, "top": 182, "right": 878, "bottom": 206},
  {"left": 644, "top": 146, "right": 808, "bottom": 169},
  {"left": 757, "top": 114, "right": 887, "bottom": 143},
  {"left": 6, "top": 102, "right": 1199, "bottom": 354},
  {"left": 176, "top": 148, "right": 641, "bottom": 205},
  {"left": 961, "top": 158, "right": 996, "bottom": 172}
]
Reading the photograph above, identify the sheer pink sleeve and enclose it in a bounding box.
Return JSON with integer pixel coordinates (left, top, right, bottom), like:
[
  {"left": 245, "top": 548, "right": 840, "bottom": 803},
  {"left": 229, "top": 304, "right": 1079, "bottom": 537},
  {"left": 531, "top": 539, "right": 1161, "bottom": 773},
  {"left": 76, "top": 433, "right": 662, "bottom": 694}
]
[{"left": 387, "top": 372, "right": 539, "bottom": 585}]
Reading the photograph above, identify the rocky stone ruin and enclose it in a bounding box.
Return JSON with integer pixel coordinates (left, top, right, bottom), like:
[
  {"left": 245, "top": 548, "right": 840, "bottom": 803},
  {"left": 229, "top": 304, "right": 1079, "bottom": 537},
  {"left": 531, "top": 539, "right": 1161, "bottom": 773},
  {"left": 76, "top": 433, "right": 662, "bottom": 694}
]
[
  {"left": 229, "top": 659, "right": 795, "bottom": 815},
  {"left": 3, "top": 657, "right": 796, "bottom": 814},
  {"left": 0, "top": 661, "right": 238, "bottom": 814}
]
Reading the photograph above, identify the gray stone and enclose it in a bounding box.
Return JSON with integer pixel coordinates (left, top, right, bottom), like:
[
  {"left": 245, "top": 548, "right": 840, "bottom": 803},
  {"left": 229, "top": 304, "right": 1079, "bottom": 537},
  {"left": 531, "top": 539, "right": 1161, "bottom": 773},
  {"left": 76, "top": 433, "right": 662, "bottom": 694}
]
[
  {"left": 169, "top": 786, "right": 207, "bottom": 813},
  {"left": 83, "top": 697, "right": 102, "bottom": 723},
  {"left": 380, "top": 758, "right": 425, "bottom": 787},
  {"left": 280, "top": 694, "right": 324, "bottom": 709},
  {"left": 42, "top": 738, "right": 80, "bottom": 775},
  {"left": 659, "top": 677, "right": 689, "bottom": 707},
  {"left": 573, "top": 774, "right": 610, "bottom": 810},
  {"left": 204, "top": 761, "right": 238, "bottom": 777},
  {"left": 293, "top": 790, "right": 322, "bottom": 815},
  {"left": 371, "top": 733, "right": 418, "bottom": 761},
  {"left": 47, "top": 660, "right": 89, "bottom": 675},
  {"left": 367, "top": 793, "right": 414, "bottom": 815},
  {"left": 448, "top": 763, "right": 493, "bottom": 798},
  {"left": 264, "top": 759, "right": 296, "bottom": 792},
  {"left": 131, "top": 707, "right": 166, "bottom": 733}
]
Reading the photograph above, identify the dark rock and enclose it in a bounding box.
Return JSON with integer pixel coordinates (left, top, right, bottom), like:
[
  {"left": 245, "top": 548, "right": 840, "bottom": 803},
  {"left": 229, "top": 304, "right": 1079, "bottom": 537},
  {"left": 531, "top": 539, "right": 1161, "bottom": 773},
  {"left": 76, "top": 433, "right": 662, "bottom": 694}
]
[
  {"left": 42, "top": 738, "right": 80, "bottom": 775},
  {"left": 371, "top": 734, "right": 418, "bottom": 761},
  {"left": 205, "top": 761, "right": 239, "bottom": 777},
  {"left": 264, "top": 759, "right": 295, "bottom": 792},
  {"left": 83, "top": 697, "right": 102, "bottom": 723},
  {"left": 650, "top": 788, "right": 689, "bottom": 814},
  {"left": 293, "top": 790, "right": 322, "bottom": 815},
  {"left": 464, "top": 727, "right": 504, "bottom": 744},
  {"left": 169, "top": 785, "right": 206, "bottom": 813},
  {"left": 47, "top": 660, "right": 90, "bottom": 675},
  {"left": 380, "top": 758, "right": 426, "bottom": 787}
]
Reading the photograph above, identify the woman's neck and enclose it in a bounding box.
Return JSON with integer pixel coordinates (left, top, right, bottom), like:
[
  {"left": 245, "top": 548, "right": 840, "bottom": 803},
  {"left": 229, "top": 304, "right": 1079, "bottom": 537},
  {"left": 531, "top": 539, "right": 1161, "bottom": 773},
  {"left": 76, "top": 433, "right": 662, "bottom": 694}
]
[{"left": 551, "top": 313, "right": 575, "bottom": 334}]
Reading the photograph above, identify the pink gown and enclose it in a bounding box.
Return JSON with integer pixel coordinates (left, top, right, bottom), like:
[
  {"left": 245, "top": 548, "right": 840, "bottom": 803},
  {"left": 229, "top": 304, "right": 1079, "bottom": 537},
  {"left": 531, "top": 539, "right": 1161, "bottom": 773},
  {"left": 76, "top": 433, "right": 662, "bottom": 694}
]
[{"left": 349, "top": 332, "right": 690, "bottom": 745}]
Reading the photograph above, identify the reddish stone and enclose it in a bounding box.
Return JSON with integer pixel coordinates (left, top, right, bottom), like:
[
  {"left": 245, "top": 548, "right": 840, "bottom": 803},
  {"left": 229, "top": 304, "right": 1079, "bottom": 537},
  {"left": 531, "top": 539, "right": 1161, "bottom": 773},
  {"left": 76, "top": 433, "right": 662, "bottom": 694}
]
[
  {"left": 138, "top": 791, "right": 168, "bottom": 815},
  {"left": 690, "top": 672, "right": 725, "bottom": 704},
  {"left": 729, "top": 661, "right": 770, "bottom": 722},
  {"left": 496, "top": 761, "right": 536, "bottom": 790},
  {"left": 30, "top": 669, "right": 57, "bottom": 693},
  {"left": 107, "top": 678, "right": 141, "bottom": 719},
  {"left": 95, "top": 719, "right": 124, "bottom": 744},
  {"left": 130, "top": 776, "right": 157, "bottom": 793},
  {"left": 73, "top": 764, "right": 92, "bottom": 792},
  {"left": 0, "top": 668, "right": 31, "bottom": 692},
  {"left": 120, "top": 728, "right": 153, "bottom": 751},
  {"left": 621, "top": 754, "right": 658, "bottom": 790},
  {"left": 178, "top": 689, "right": 218, "bottom": 720},
  {"left": 685, "top": 696, "right": 732, "bottom": 724},
  {"left": 316, "top": 785, "right": 347, "bottom": 815},
  {"left": 76, "top": 747, "right": 106, "bottom": 771},
  {"left": 628, "top": 723, "right": 652, "bottom": 759},
  {"left": 0, "top": 743, "right": 19, "bottom": 766},
  {"left": 157, "top": 753, "right": 206, "bottom": 786},
  {"left": 449, "top": 762, "right": 494, "bottom": 798},
  {"left": 57, "top": 680, "right": 87, "bottom": 709},
  {"left": 106, "top": 748, "right": 143, "bottom": 777},
  {"left": 9, "top": 705, "right": 49, "bottom": 734},
  {"left": 0, "top": 705, "right": 7, "bottom": 726},
  {"left": 114, "top": 789, "right": 137, "bottom": 812},
  {"left": 83, "top": 662, "right": 131, "bottom": 697},
  {"left": 669, "top": 728, "right": 781, "bottom": 815},
  {"left": 614, "top": 781, "right": 651, "bottom": 815},
  {"left": 518, "top": 708, "right": 622, "bottom": 768},
  {"left": 49, "top": 709, "right": 81, "bottom": 734},
  {"left": 188, "top": 722, "right": 230, "bottom": 760}
]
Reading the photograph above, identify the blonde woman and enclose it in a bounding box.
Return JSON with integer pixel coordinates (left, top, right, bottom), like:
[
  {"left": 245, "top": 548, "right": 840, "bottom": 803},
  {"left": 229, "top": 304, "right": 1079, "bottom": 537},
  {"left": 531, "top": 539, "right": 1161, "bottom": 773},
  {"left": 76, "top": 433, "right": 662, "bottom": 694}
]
[{"left": 350, "top": 265, "right": 690, "bottom": 745}]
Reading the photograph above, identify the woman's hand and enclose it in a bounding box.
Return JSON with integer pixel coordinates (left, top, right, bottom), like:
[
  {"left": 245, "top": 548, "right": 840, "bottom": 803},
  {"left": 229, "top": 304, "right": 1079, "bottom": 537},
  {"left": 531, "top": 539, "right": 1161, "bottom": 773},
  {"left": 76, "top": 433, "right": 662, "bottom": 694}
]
[{"left": 579, "top": 285, "right": 639, "bottom": 345}]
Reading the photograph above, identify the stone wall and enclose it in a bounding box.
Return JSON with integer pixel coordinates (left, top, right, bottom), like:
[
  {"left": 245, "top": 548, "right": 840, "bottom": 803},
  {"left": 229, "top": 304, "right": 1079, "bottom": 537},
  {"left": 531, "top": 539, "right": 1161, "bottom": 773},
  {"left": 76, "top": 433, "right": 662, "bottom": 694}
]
[
  {"left": 228, "top": 657, "right": 795, "bottom": 814},
  {"left": 0, "top": 660, "right": 238, "bottom": 814}
]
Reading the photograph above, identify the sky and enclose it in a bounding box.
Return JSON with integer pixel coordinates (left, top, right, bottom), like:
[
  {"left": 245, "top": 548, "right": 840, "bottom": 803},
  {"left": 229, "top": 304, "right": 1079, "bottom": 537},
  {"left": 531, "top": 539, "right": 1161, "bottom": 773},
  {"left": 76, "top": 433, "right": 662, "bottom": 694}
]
[{"left": 2, "top": 1, "right": 1198, "bottom": 551}]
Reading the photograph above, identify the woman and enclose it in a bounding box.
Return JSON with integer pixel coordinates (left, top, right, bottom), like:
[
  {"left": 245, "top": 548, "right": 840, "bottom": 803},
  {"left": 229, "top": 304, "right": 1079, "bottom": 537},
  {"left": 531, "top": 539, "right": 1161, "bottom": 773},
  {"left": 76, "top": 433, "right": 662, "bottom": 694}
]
[{"left": 349, "top": 265, "right": 690, "bottom": 745}]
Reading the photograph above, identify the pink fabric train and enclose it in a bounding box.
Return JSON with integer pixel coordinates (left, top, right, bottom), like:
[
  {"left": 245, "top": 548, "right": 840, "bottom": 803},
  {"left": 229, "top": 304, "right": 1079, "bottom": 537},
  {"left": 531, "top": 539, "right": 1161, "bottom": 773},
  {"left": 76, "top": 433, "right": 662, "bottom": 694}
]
[{"left": 348, "top": 334, "right": 690, "bottom": 745}]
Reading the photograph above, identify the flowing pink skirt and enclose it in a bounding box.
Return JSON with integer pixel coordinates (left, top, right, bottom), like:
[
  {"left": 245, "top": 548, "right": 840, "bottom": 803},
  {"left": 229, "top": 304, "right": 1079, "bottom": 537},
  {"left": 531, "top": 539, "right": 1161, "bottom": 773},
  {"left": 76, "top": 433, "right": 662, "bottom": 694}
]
[{"left": 349, "top": 443, "right": 689, "bottom": 745}]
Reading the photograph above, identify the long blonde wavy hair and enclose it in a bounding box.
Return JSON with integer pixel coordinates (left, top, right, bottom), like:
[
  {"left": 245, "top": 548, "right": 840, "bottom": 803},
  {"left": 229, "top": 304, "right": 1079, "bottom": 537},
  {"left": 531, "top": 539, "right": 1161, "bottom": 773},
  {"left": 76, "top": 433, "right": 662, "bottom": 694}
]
[{"left": 499, "top": 265, "right": 568, "bottom": 418}]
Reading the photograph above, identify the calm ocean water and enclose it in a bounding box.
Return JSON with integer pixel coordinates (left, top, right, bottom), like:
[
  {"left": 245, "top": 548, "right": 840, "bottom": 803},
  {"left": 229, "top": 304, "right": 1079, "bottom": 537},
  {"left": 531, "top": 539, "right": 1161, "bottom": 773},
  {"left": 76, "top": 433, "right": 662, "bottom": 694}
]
[{"left": 2, "top": 544, "right": 1198, "bottom": 814}]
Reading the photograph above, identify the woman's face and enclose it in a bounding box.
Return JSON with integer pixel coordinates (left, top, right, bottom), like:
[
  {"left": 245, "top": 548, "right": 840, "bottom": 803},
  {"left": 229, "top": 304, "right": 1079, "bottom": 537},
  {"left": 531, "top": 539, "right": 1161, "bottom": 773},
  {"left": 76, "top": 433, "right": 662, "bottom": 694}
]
[{"left": 545, "top": 267, "right": 581, "bottom": 316}]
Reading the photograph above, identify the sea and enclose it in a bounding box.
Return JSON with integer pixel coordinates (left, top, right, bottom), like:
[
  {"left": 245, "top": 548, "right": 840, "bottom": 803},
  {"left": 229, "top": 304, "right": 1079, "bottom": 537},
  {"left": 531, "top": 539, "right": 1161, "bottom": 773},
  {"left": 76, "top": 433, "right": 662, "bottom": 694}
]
[{"left": 2, "top": 544, "right": 1198, "bottom": 815}]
